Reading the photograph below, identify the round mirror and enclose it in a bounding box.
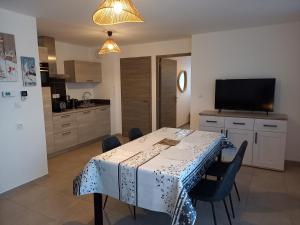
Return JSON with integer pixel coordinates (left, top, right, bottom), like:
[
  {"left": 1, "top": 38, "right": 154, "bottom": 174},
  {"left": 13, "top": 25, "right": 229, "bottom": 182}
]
[{"left": 177, "top": 70, "right": 187, "bottom": 93}]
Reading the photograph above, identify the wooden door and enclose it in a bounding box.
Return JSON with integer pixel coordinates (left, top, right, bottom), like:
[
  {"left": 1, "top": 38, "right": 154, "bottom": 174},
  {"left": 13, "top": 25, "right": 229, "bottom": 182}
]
[
  {"left": 226, "top": 128, "right": 254, "bottom": 166},
  {"left": 159, "top": 58, "right": 177, "bottom": 128},
  {"left": 120, "top": 57, "right": 152, "bottom": 136},
  {"left": 252, "top": 131, "right": 286, "bottom": 170}
]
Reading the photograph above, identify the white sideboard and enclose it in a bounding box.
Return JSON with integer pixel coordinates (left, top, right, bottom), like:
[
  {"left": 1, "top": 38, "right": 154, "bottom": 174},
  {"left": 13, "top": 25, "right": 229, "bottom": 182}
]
[{"left": 199, "top": 110, "right": 288, "bottom": 171}]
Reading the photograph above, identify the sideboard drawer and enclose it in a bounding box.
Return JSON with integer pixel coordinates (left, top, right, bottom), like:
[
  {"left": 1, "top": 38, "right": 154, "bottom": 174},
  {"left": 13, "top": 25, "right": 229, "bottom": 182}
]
[
  {"left": 254, "top": 119, "right": 287, "bottom": 133},
  {"left": 199, "top": 116, "right": 225, "bottom": 128},
  {"left": 225, "top": 117, "right": 254, "bottom": 130}
]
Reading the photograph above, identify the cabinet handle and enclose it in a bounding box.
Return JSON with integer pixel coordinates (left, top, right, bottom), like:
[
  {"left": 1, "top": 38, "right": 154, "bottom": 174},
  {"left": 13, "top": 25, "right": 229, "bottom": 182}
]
[
  {"left": 221, "top": 129, "right": 223, "bottom": 134},
  {"left": 86, "top": 80, "right": 94, "bottom": 82},
  {"left": 206, "top": 120, "right": 217, "bottom": 123},
  {"left": 233, "top": 122, "right": 245, "bottom": 125},
  {"left": 263, "top": 124, "right": 278, "bottom": 128},
  {"left": 61, "top": 115, "right": 71, "bottom": 118},
  {"left": 62, "top": 131, "right": 71, "bottom": 136},
  {"left": 225, "top": 130, "right": 228, "bottom": 138},
  {"left": 255, "top": 132, "right": 258, "bottom": 144},
  {"left": 62, "top": 123, "right": 71, "bottom": 127}
]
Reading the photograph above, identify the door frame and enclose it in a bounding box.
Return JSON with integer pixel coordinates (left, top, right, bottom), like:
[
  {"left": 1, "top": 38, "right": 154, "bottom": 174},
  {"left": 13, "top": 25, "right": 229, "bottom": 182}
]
[{"left": 156, "top": 53, "right": 191, "bottom": 129}]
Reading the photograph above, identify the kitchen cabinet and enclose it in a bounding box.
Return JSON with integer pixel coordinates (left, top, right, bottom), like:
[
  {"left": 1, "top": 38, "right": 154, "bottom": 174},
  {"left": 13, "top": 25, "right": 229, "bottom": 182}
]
[
  {"left": 94, "top": 106, "right": 111, "bottom": 137},
  {"left": 42, "top": 87, "right": 54, "bottom": 154},
  {"left": 77, "top": 109, "right": 98, "bottom": 144},
  {"left": 64, "top": 60, "right": 102, "bottom": 83},
  {"left": 53, "top": 113, "right": 78, "bottom": 152},
  {"left": 50, "top": 106, "right": 110, "bottom": 155},
  {"left": 38, "top": 47, "right": 48, "bottom": 63},
  {"left": 199, "top": 111, "right": 287, "bottom": 171}
]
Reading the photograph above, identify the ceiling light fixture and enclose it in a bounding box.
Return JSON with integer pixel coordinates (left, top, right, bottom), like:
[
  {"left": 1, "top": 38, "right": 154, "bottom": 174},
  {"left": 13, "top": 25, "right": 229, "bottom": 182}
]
[
  {"left": 93, "top": 0, "right": 144, "bottom": 25},
  {"left": 99, "top": 31, "right": 121, "bottom": 55}
]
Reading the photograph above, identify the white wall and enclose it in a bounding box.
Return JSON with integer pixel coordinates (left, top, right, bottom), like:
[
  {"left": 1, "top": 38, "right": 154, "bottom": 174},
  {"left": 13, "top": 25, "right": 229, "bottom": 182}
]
[
  {"left": 0, "top": 8, "right": 48, "bottom": 193},
  {"left": 93, "top": 38, "right": 192, "bottom": 133},
  {"left": 55, "top": 41, "right": 99, "bottom": 100},
  {"left": 168, "top": 56, "right": 191, "bottom": 127},
  {"left": 191, "top": 21, "right": 300, "bottom": 161}
]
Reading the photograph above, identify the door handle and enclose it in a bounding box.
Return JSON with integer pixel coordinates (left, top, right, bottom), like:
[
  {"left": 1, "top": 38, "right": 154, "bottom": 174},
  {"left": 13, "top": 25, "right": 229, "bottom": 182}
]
[{"left": 255, "top": 132, "right": 258, "bottom": 144}]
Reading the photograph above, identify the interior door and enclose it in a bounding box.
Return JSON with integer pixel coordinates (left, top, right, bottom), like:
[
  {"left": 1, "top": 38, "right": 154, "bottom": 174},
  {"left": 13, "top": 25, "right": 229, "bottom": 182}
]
[
  {"left": 225, "top": 128, "right": 254, "bottom": 165},
  {"left": 120, "top": 56, "right": 152, "bottom": 136},
  {"left": 159, "top": 58, "right": 177, "bottom": 128}
]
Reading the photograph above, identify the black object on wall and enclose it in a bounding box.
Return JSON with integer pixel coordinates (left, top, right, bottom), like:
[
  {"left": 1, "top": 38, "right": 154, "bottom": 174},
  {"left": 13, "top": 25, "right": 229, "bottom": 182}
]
[{"left": 49, "top": 77, "right": 66, "bottom": 101}]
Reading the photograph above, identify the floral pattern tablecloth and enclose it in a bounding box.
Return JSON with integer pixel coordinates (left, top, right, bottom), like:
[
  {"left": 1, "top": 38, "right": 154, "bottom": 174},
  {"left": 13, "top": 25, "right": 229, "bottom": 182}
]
[{"left": 73, "top": 128, "right": 227, "bottom": 225}]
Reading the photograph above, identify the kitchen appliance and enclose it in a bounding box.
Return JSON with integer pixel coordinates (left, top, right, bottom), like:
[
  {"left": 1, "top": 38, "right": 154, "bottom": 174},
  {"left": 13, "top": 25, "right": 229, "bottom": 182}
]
[
  {"left": 40, "top": 62, "right": 50, "bottom": 87},
  {"left": 52, "top": 101, "right": 67, "bottom": 112},
  {"left": 69, "top": 99, "right": 79, "bottom": 109},
  {"left": 215, "top": 78, "right": 276, "bottom": 113}
]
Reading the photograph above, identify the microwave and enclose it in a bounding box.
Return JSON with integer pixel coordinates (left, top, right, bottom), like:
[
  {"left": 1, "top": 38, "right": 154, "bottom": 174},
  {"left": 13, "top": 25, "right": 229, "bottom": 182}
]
[{"left": 40, "top": 62, "right": 50, "bottom": 87}]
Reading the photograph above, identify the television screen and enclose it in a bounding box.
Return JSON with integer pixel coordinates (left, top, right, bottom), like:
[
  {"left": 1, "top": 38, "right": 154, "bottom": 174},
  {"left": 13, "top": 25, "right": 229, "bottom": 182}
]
[{"left": 215, "top": 78, "right": 276, "bottom": 112}]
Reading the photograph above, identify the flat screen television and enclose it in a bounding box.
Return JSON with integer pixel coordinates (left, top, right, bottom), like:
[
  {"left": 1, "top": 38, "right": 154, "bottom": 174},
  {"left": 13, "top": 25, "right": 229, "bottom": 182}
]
[{"left": 215, "top": 78, "right": 276, "bottom": 112}]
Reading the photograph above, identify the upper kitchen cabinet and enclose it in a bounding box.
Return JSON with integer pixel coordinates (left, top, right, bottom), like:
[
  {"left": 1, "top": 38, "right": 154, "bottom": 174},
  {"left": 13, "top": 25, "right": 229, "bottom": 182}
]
[
  {"left": 38, "top": 47, "right": 48, "bottom": 63},
  {"left": 64, "top": 60, "right": 102, "bottom": 83}
]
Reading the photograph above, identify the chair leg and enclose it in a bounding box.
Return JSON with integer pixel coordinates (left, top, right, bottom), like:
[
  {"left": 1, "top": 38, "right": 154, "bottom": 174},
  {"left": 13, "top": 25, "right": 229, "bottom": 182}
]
[
  {"left": 210, "top": 202, "right": 217, "bottom": 225},
  {"left": 234, "top": 181, "right": 241, "bottom": 202},
  {"left": 103, "top": 195, "right": 108, "bottom": 210},
  {"left": 229, "top": 193, "right": 235, "bottom": 219},
  {"left": 133, "top": 206, "right": 136, "bottom": 220},
  {"left": 223, "top": 199, "right": 232, "bottom": 225}
]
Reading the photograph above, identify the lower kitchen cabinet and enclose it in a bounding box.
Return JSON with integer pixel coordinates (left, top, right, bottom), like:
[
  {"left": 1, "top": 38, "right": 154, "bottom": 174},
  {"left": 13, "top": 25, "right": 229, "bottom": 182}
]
[
  {"left": 50, "top": 106, "right": 111, "bottom": 154},
  {"left": 54, "top": 129, "right": 78, "bottom": 151}
]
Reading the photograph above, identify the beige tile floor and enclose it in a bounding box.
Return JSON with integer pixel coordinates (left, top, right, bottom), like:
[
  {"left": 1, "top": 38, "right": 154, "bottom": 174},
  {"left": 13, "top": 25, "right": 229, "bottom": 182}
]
[{"left": 1, "top": 139, "right": 300, "bottom": 225}]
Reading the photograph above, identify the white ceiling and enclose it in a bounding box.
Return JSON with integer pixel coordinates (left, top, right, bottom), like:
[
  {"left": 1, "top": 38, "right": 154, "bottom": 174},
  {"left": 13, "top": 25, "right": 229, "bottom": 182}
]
[{"left": 1, "top": 0, "right": 300, "bottom": 46}]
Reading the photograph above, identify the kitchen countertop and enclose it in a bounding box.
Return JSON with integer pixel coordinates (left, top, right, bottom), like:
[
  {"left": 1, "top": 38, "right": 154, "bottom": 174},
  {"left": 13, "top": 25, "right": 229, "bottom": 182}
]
[{"left": 53, "top": 104, "right": 110, "bottom": 116}]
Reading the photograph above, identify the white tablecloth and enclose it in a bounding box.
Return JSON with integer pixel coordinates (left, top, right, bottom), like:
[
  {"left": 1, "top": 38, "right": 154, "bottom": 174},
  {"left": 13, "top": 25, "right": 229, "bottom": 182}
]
[{"left": 73, "top": 128, "right": 226, "bottom": 225}]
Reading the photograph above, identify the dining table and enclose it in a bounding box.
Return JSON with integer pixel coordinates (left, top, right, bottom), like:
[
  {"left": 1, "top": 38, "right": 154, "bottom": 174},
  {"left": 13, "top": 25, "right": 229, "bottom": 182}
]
[{"left": 73, "top": 128, "right": 230, "bottom": 225}]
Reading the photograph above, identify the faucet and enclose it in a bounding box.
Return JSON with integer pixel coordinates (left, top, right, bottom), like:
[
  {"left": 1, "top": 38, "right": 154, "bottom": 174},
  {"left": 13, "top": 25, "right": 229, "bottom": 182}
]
[{"left": 82, "top": 91, "right": 92, "bottom": 104}]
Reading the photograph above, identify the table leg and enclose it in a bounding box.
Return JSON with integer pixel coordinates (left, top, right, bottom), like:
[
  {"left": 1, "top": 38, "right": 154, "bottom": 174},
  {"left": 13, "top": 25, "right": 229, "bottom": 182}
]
[{"left": 94, "top": 193, "right": 103, "bottom": 225}]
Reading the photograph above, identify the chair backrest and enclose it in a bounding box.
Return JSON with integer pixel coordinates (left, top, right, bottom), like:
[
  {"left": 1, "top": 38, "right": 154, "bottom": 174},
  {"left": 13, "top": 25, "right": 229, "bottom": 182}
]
[
  {"left": 233, "top": 140, "right": 248, "bottom": 172},
  {"left": 102, "top": 136, "right": 121, "bottom": 152},
  {"left": 128, "top": 128, "right": 143, "bottom": 141},
  {"left": 214, "top": 156, "right": 241, "bottom": 200}
]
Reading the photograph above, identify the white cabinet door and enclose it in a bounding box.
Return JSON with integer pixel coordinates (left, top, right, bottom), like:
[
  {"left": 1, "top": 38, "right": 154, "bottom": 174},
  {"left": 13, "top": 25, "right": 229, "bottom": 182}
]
[
  {"left": 253, "top": 131, "right": 286, "bottom": 171},
  {"left": 225, "top": 128, "right": 253, "bottom": 165},
  {"left": 199, "top": 126, "right": 224, "bottom": 134}
]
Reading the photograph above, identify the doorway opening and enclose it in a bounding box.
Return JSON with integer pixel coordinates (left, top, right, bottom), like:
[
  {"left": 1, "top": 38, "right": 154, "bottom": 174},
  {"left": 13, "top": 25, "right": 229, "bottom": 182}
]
[{"left": 156, "top": 53, "right": 192, "bottom": 129}]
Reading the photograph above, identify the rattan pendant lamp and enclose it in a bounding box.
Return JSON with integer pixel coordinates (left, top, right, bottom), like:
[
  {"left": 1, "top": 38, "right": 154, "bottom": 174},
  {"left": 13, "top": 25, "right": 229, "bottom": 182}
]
[
  {"left": 93, "top": 0, "right": 144, "bottom": 25},
  {"left": 99, "top": 31, "right": 121, "bottom": 55}
]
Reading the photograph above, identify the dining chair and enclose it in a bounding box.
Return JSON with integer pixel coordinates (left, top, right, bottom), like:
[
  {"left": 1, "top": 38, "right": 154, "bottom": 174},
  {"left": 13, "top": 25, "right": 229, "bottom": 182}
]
[
  {"left": 205, "top": 141, "right": 248, "bottom": 202},
  {"left": 189, "top": 156, "right": 242, "bottom": 225},
  {"left": 128, "top": 128, "right": 143, "bottom": 141},
  {"left": 101, "top": 136, "right": 136, "bottom": 219}
]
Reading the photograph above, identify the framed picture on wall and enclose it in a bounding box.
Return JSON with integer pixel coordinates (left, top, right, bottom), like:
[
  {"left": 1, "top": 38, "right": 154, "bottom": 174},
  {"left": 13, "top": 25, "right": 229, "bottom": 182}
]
[
  {"left": 21, "top": 56, "right": 36, "bottom": 86},
  {"left": 0, "top": 33, "right": 18, "bottom": 82}
]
